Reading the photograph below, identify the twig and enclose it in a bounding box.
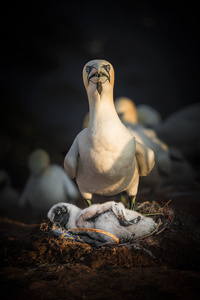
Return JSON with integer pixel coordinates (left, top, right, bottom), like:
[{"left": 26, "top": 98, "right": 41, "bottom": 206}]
[
  {"left": 143, "top": 213, "right": 164, "bottom": 217},
  {"left": 162, "top": 199, "right": 172, "bottom": 209}
]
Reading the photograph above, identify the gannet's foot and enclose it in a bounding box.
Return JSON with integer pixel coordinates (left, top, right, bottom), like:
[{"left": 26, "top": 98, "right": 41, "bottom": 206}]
[
  {"left": 129, "top": 195, "right": 136, "bottom": 210},
  {"left": 120, "top": 191, "right": 127, "bottom": 206},
  {"left": 112, "top": 202, "right": 140, "bottom": 227},
  {"left": 85, "top": 199, "right": 92, "bottom": 206},
  {"left": 119, "top": 216, "right": 141, "bottom": 227}
]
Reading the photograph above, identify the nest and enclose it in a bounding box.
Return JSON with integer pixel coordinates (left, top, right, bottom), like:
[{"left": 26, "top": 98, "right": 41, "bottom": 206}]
[
  {"left": 134, "top": 199, "right": 174, "bottom": 241},
  {"left": 40, "top": 200, "right": 174, "bottom": 247}
]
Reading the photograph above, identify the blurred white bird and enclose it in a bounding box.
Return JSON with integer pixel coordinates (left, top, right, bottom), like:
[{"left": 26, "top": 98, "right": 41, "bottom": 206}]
[
  {"left": 115, "top": 97, "right": 162, "bottom": 126},
  {"left": 64, "top": 59, "right": 155, "bottom": 210},
  {"left": 114, "top": 97, "right": 197, "bottom": 195},
  {"left": 48, "top": 201, "right": 157, "bottom": 245},
  {"left": 153, "top": 103, "right": 200, "bottom": 159},
  {"left": 19, "top": 149, "right": 80, "bottom": 213},
  {"left": 0, "top": 170, "right": 19, "bottom": 212}
]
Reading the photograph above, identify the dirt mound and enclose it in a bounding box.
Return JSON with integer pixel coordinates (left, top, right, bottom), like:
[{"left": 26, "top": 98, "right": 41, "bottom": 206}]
[{"left": 1, "top": 200, "right": 200, "bottom": 299}]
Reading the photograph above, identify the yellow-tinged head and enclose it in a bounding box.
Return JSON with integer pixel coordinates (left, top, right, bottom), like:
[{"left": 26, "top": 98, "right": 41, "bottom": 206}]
[
  {"left": 115, "top": 97, "right": 138, "bottom": 124},
  {"left": 83, "top": 59, "right": 115, "bottom": 97}
]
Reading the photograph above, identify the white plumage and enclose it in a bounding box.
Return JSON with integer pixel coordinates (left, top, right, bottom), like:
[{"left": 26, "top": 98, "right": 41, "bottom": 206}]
[
  {"left": 115, "top": 97, "right": 162, "bottom": 126},
  {"left": 64, "top": 60, "right": 155, "bottom": 206},
  {"left": 153, "top": 103, "right": 200, "bottom": 159},
  {"left": 19, "top": 149, "right": 79, "bottom": 213},
  {"left": 47, "top": 201, "right": 157, "bottom": 243},
  {"left": 114, "top": 97, "right": 197, "bottom": 189}
]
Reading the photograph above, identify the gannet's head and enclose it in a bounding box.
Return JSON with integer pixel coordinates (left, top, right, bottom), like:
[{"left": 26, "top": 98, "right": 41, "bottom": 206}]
[
  {"left": 115, "top": 97, "right": 138, "bottom": 124},
  {"left": 28, "top": 149, "right": 50, "bottom": 176},
  {"left": 48, "top": 203, "right": 71, "bottom": 227},
  {"left": 47, "top": 202, "right": 80, "bottom": 229},
  {"left": 83, "top": 59, "right": 114, "bottom": 97}
]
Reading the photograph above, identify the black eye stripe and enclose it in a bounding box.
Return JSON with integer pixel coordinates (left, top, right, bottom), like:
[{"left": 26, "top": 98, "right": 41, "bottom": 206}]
[
  {"left": 102, "top": 64, "right": 111, "bottom": 73},
  {"left": 86, "top": 64, "right": 110, "bottom": 75},
  {"left": 86, "top": 66, "right": 93, "bottom": 74},
  {"left": 89, "top": 71, "right": 109, "bottom": 79}
]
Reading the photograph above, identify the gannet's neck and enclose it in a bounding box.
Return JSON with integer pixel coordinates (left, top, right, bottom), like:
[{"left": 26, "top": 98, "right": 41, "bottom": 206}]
[
  {"left": 88, "top": 90, "right": 121, "bottom": 130},
  {"left": 67, "top": 206, "right": 81, "bottom": 229}
]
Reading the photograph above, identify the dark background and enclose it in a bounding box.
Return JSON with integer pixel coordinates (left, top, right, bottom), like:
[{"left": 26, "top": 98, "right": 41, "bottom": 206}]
[{"left": 1, "top": 0, "right": 200, "bottom": 190}]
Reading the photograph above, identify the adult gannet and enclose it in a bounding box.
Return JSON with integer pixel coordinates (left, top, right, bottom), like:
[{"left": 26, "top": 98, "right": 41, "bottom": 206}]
[
  {"left": 114, "top": 97, "right": 197, "bottom": 192},
  {"left": 48, "top": 201, "right": 157, "bottom": 244},
  {"left": 153, "top": 103, "right": 200, "bottom": 159},
  {"left": 115, "top": 97, "right": 162, "bottom": 126},
  {"left": 19, "top": 149, "right": 80, "bottom": 213},
  {"left": 64, "top": 59, "right": 155, "bottom": 209}
]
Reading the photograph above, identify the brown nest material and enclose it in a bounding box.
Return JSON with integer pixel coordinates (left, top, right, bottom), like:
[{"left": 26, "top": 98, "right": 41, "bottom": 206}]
[
  {"left": 134, "top": 199, "right": 174, "bottom": 240},
  {"left": 1, "top": 199, "right": 200, "bottom": 272},
  {"left": 40, "top": 199, "right": 174, "bottom": 246},
  {"left": 13, "top": 200, "right": 173, "bottom": 269}
]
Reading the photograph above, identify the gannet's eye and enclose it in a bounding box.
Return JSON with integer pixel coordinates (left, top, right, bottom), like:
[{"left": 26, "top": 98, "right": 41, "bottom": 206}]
[
  {"left": 86, "top": 66, "right": 92, "bottom": 74},
  {"left": 103, "top": 64, "right": 111, "bottom": 73},
  {"left": 61, "top": 206, "right": 67, "bottom": 213},
  {"left": 54, "top": 208, "right": 62, "bottom": 216}
]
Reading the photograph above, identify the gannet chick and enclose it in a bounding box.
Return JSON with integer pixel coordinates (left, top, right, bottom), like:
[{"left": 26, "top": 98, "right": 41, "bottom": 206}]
[
  {"left": 19, "top": 149, "right": 80, "bottom": 214},
  {"left": 0, "top": 170, "right": 19, "bottom": 212},
  {"left": 115, "top": 97, "right": 161, "bottom": 126},
  {"left": 48, "top": 201, "right": 157, "bottom": 244},
  {"left": 64, "top": 59, "right": 155, "bottom": 209}
]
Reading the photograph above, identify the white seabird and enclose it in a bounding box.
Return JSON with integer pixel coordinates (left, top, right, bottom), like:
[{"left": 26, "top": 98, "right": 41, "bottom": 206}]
[
  {"left": 47, "top": 201, "right": 157, "bottom": 244},
  {"left": 114, "top": 97, "right": 197, "bottom": 192},
  {"left": 64, "top": 59, "right": 155, "bottom": 209},
  {"left": 115, "top": 96, "right": 162, "bottom": 126},
  {"left": 153, "top": 103, "right": 200, "bottom": 159},
  {"left": 19, "top": 149, "right": 80, "bottom": 213}
]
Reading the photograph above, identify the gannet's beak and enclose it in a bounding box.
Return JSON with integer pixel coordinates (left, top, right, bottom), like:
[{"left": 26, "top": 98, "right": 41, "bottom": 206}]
[
  {"left": 53, "top": 205, "right": 70, "bottom": 227},
  {"left": 86, "top": 64, "right": 110, "bottom": 84}
]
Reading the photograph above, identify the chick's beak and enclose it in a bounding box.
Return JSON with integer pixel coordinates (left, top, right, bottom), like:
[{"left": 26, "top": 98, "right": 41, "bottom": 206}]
[{"left": 53, "top": 206, "right": 69, "bottom": 227}]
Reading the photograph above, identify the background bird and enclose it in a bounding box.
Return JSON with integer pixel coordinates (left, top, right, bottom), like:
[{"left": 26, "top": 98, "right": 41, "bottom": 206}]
[
  {"left": 153, "top": 103, "right": 200, "bottom": 161},
  {"left": 64, "top": 59, "right": 155, "bottom": 210},
  {"left": 114, "top": 97, "right": 198, "bottom": 196},
  {"left": 115, "top": 97, "right": 162, "bottom": 127},
  {"left": 19, "top": 149, "right": 80, "bottom": 217}
]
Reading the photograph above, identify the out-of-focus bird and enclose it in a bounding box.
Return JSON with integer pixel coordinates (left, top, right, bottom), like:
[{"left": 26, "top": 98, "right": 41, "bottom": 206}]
[
  {"left": 64, "top": 59, "right": 155, "bottom": 210},
  {"left": 115, "top": 97, "right": 162, "bottom": 126},
  {"left": 114, "top": 97, "right": 197, "bottom": 195},
  {"left": 0, "top": 170, "right": 19, "bottom": 212},
  {"left": 114, "top": 97, "right": 138, "bottom": 125},
  {"left": 136, "top": 104, "right": 162, "bottom": 126},
  {"left": 48, "top": 201, "right": 157, "bottom": 245},
  {"left": 153, "top": 103, "right": 200, "bottom": 160},
  {"left": 19, "top": 149, "right": 80, "bottom": 214}
]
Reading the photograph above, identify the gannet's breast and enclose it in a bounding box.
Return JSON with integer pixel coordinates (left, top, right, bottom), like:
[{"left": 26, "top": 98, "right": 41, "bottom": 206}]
[{"left": 76, "top": 126, "right": 137, "bottom": 195}]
